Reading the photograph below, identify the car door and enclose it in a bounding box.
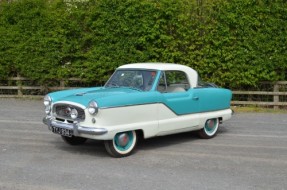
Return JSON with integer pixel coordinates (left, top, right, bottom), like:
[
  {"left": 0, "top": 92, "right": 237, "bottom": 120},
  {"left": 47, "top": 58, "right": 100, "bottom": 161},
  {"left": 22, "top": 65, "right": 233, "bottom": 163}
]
[{"left": 157, "top": 70, "right": 200, "bottom": 134}]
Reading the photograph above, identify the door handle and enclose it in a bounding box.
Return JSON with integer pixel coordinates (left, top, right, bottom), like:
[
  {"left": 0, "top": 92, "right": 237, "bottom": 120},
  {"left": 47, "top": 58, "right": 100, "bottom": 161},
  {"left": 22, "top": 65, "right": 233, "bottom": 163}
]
[{"left": 192, "top": 97, "right": 199, "bottom": 101}]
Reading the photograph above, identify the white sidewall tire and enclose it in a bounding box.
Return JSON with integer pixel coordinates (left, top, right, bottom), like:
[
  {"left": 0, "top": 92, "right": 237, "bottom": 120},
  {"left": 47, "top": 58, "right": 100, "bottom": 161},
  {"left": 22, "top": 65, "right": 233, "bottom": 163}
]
[
  {"left": 204, "top": 118, "right": 219, "bottom": 137},
  {"left": 198, "top": 118, "right": 219, "bottom": 139},
  {"left": 113, "top": 131, "right": 137, "bottom": 155},
  {"left": 104, "top": 131, "right": 137, "bottom": 158}
]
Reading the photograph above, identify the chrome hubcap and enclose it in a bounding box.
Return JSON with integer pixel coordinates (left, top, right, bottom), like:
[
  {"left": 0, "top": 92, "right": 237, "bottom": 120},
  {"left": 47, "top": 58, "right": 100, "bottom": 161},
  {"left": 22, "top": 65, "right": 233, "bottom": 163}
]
[
  {"left": 117, "top": 133, "right": 130, "bottom": 147},
  {"left": 206, "top": 119, "right": 215, "bottom": 129}
]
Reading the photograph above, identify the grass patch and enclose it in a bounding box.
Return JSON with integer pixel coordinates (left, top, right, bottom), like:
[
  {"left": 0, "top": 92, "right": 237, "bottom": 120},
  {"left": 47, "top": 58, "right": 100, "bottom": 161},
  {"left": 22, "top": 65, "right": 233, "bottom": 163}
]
[
  {"left": 0, "top": 95, "right": 43, "bottom": 100},
  {"left": 232, "top": 106, "right": 287, "bottom": 113}
]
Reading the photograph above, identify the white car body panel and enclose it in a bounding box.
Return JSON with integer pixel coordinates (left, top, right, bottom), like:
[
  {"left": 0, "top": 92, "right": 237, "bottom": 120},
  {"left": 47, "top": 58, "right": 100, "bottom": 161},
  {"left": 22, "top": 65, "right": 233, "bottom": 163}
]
[{"left": 73, "top": 102, "right": 232, "bottom": 140}]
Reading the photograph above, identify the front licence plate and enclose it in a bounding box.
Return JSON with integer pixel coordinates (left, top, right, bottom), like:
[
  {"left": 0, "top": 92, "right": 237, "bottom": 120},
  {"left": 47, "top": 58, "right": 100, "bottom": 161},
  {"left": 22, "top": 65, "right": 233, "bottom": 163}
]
[{"left": 51, "top": 126, "right": 73, "bottom": 137}]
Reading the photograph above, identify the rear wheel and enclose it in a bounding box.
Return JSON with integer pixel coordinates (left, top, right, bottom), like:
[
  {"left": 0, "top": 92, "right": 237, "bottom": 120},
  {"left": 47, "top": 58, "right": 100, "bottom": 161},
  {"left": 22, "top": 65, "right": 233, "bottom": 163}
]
[
  {"left": 104, "top": 131, "right": 137, "bottom": 158},
  {"left": 61, "top": 135, "right": 87, "bottom": 145},
  {"left": 198, "top": 118, "right": 219, "bottom": 139}
]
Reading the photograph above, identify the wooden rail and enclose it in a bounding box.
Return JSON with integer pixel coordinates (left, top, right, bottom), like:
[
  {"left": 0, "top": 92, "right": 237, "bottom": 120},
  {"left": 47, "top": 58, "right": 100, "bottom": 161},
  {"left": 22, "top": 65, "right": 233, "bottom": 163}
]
[
  {"left": 232, "top": 82, "right": 286, "bottom": 108},
  {"left": 0, "top": 77, "right": 82, "bottom": 97},
  {"left": 1, "top": 77, "right": 287, "bottom": 108}
]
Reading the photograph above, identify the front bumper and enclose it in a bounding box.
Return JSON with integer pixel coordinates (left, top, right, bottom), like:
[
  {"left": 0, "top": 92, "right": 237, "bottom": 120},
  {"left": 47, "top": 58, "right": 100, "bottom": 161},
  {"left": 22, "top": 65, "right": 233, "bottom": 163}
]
[{"left": 43, "top": 116, "right": 108, "bottom": 136}]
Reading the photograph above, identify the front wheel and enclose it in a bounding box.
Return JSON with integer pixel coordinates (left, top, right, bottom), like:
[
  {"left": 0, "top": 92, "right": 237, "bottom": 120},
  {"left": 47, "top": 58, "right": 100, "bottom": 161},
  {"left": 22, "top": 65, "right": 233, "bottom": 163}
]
[
  {"left": 198, "top": 118, "right": 219, "bottom": 139},
  {"left": 104, "top": 131, "right": 137, "bottom": 158},
  {"left": 61, "top": 135, "right": 87, "bottom": 145}
]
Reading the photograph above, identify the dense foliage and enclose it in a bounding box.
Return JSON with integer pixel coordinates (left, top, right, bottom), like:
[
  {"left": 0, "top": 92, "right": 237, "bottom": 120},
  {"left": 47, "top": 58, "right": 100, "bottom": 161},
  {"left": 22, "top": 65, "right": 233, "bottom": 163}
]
[{"left": 0, "top": 0, "right": 286, "bottom": 88}]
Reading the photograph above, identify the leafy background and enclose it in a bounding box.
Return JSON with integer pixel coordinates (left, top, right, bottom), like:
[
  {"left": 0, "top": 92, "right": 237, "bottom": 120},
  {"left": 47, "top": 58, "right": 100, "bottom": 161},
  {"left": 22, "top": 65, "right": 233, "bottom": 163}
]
[{"left": 0, "top": 0, "right": 286, "bottom": 89}]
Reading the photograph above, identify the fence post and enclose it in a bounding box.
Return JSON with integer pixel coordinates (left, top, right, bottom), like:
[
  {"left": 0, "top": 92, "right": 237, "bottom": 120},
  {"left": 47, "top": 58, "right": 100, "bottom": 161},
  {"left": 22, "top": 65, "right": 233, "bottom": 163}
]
[
  {"left": 273, "top": 82, "right": 279, "bottom": 109},
  {"left": 17, "top": 73, "right": 23, "bottom": 96},
  {"left": 60, "top": 80, "right": 65, "bottom": 90}
]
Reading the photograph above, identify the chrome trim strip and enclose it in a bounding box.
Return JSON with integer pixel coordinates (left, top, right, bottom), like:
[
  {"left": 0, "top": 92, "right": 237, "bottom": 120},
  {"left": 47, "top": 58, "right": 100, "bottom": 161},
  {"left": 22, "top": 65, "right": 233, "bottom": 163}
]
[
  {"left": 42, "top": 117, "right": 107, "bottom": 136},
  {"left": 100, "top": 102, "right": 158, "bottom": 109},
  {"left": 100, "top": 102, "right": 231, "bottom": 116},
  {"left": 161, "top": 105, "right": 232, "bottom": 116},
  {"left": 53, "top": 101, "right": 86, "bottom": 109}
]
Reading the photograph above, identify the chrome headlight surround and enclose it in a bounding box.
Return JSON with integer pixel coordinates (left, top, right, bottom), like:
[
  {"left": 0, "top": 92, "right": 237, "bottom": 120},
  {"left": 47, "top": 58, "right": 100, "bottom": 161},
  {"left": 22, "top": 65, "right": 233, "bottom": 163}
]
[
  {"left": 88, "top": 100, "right": 98, "bottom": 115},
  {"left": 44, "top": 95, "right": 52, "bottom": 115}
]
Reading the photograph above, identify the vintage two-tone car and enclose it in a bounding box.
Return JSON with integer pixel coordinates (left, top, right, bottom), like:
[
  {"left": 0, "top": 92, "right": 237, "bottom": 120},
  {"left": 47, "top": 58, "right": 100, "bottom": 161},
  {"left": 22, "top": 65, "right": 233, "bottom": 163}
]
[{"left": 43, "top": 63, "right": 232, "bottom": 157}]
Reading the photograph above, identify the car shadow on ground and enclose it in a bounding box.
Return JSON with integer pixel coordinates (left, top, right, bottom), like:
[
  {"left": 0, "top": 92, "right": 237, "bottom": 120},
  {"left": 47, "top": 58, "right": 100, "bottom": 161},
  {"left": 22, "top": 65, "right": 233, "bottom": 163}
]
[
  {"left": 137, "top": 125, "right": 229, "bottom": 150},
  {"left": 51, "top": 137, "right": 108, "bottom": 157},
  {"left": 137, "top": 132, "right": 199, "bottom": 151},
  {"left": 50, "top": 126, "right": 229, "bottom": 157}
]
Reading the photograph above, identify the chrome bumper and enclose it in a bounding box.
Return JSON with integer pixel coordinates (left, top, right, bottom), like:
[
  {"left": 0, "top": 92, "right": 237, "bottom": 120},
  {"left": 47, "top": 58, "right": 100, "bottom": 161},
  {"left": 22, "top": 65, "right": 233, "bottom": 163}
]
[{"left": 43, "top": 117, "right": 108, "bottom": 136}]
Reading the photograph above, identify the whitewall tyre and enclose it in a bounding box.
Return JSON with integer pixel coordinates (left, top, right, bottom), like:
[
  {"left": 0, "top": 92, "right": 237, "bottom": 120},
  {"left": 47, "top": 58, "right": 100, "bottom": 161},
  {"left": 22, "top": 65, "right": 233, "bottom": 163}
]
[
  {"left": 104, "top": 131, "right": 137, "bottom": 158},
  {"left": 198, "top": 118, "right": 219, "bottom": 139}
]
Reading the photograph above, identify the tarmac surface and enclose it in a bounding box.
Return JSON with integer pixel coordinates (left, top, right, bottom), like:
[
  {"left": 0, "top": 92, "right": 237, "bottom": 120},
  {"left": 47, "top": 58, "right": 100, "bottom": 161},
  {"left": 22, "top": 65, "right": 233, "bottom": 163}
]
[{"left": 0, "top": 99, "right": 287, "bottom": 190}]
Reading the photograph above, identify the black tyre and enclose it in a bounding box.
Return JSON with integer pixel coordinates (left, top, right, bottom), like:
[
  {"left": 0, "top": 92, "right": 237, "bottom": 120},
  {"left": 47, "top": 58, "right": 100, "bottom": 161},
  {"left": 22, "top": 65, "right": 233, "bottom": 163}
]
[
  {"left": 61, "top": 135, "right": 87, "bottom": 145},
  {"left": 198, "top": 118, "right": 219, "bottom": 139},
  {"left": 104, "top": 131, "right": 137, "bottom": 158}
]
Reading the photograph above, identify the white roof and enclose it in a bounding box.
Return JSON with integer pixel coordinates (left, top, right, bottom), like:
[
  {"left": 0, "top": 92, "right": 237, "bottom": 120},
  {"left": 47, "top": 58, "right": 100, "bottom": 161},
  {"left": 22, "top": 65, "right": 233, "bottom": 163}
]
[
  {"left": 119, "top": 62, "right": 192, "bottom": 71},
  {"left": 118, "top": 63, "right": 198, "bottom": 87}
]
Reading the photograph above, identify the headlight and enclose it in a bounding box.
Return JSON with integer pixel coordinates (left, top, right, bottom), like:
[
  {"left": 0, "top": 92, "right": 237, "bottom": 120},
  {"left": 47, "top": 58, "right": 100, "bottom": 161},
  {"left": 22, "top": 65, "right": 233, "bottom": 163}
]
[
  {"left": 88, "top": 101, "right": 98, "bottom": 115},
  {"left": 44, "top": 95, "right": 52, "bottom": 106},
  {"left": 44, "top": 95, "right": 52, "bottom": 114},
  {"left": 70, "top": 108, "right": 78, "bottom": 119}
]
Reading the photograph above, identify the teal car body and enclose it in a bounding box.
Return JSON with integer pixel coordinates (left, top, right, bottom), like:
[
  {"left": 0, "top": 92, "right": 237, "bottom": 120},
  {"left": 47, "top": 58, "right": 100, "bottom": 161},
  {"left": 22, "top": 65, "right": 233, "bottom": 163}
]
[{"left": 42, "top": 63, "right": 233, "bottom": 157}]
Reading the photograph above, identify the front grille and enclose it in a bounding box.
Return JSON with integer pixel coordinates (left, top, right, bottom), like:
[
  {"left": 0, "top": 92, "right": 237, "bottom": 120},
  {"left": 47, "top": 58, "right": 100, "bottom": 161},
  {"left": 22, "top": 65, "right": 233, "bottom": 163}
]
[{"left": 53, "top": 104, "right": 85, "bottom": 121}]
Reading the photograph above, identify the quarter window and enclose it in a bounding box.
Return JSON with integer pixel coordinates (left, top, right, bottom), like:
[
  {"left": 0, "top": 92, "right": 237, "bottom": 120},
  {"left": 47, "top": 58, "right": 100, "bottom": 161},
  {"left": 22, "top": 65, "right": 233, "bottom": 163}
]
[{"left": 157, "top": 71, "right": 190, "bottom": 93}]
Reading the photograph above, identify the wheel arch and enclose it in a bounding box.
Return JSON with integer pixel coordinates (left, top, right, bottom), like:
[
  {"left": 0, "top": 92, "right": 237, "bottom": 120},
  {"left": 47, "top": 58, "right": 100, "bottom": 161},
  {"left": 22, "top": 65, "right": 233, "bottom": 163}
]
[
  {"left": 219, "top": 117, "right": 223, "bottom": 124},
  {"left": 135, "top": 129, "right": 144, "bottom": 141}
]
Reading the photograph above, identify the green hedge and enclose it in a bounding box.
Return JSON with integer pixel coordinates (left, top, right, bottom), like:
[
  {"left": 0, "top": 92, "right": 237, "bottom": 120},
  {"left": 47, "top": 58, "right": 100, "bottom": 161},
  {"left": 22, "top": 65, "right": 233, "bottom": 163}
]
[{"left": 0, "top": 0, "right": 286, "bottom": 88}]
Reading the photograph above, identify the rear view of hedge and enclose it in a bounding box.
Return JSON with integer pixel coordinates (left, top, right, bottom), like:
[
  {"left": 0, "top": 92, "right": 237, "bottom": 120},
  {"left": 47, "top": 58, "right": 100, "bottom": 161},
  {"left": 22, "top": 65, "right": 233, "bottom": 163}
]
[{"left": 0, "top": 0, "right": 286, "bottom": 89}]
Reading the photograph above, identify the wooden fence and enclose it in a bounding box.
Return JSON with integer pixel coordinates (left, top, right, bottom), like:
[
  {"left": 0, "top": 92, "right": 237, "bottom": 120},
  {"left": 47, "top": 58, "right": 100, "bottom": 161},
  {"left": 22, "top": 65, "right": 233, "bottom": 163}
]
[
  {"left": 232, "top": 81, "right": 287, "bottom": 109},
  {"left": 0, "top": 77, "right": 287, "bottom": 109},
  {"left": 0, "top": 76, "right": 82, "bottom": 98}
]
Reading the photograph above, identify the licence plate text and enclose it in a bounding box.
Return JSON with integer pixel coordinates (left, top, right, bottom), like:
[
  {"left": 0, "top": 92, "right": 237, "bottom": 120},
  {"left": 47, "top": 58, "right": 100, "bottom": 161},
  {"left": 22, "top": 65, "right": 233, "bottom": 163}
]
[{"left": 51, "top": 126, "right": 73, "bottom": 137}]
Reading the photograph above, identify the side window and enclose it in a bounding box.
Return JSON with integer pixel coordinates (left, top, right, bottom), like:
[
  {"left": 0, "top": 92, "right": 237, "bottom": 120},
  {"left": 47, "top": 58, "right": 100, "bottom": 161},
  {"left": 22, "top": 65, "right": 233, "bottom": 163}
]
[{"left": 157, "top": 71, "right": 190, "bottom": 93}]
